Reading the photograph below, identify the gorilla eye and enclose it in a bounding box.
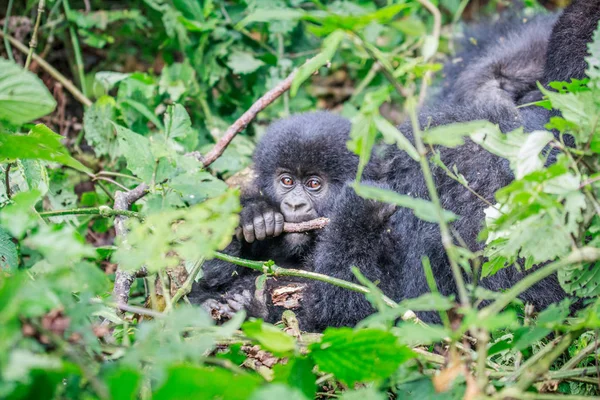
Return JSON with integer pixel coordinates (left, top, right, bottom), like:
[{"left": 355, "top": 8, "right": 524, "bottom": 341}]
[
  {"left": 280, "top": 176, "right": 294, "bottom": 187},
  {"left": 306, "top": 178, "right": 322, "bottom": 190}
]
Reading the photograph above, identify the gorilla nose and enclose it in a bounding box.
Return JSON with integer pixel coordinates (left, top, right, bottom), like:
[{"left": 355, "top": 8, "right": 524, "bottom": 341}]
[{"left": 283, "top": 199, "right": 308, "bottom": 212}]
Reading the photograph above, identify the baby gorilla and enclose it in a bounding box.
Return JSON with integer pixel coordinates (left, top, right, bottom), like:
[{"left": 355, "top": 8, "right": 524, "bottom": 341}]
[{"left": 188, "top": 112, "right": 377, "bottom": 319}]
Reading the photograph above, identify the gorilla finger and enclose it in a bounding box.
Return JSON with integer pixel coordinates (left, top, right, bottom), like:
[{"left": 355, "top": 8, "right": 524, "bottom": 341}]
[
  {"left": 273, "top": 212, "right": 284, "bottom": 237},
  {"left": 253, "top": 215, "right": 267, "bottom": 241},
  {"left": 243, "top": 224, "right": 256, "bottom": 243},
  {"left": 263, "top": 210, "right": 275, "bottom": 237},
  {"left": 235, "top": 227, "right": 243, "bottom": 241}
]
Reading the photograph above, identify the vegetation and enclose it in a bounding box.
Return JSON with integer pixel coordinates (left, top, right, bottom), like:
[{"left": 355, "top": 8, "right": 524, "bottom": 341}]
[{"left": 2, "top": 0, "right": 600, "bottom": 399}]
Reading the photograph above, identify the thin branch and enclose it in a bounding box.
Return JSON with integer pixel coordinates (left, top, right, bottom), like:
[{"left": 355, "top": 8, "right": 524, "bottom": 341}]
[
  {"left": 200, "top": 55, "right": 326, "bottom": 167},
  {"left": 4, "top": 163, "right": 11, "bottom": 200},
  {"left": 2, "top": 0, "right": 15, "bottom": 62},
  {"left": 170, "top": 258, "right": 205, "bottom": 307},
  {"left": 93, "top": 176, "right": 130, "bottom": 192},
  {"left": 283, "top": 217, "right": 329, "bottom": 233},
  {"left": 38, "top": 206, "right": 140, "bottom": 219},
  {"left": 213, "top": 252, "right": 398, "bottom": 308},
  {"left": 25, "top": 0, "right": 45, "bottom": 69},
  {"left": 0, "top": 31, "right": 92, "bottom": 107},
  {"left": 62, "top": 0, "right": 88, "bottom": 97}
]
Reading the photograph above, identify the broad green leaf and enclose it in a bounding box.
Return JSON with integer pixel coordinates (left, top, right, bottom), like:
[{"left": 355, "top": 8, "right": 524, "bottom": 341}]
[
  {"left": 309, "top": 328, "right": 415, "bottom": 385},
  {"left": 114, "top": 124, "right": 155, "bottom": 181},
  {"left": 0, "top": 190, "right": 41, "bottom": 238},
  {"left": 83, "top": 96, "right": 119, "bottom": 158},
  {"left": 170, "top": 170, "right": 228, "bottom": 205},
  {"left": 236, "top": 8, "right": 305, "bottom": 29},
  {"left": 0, "top": 125, "right": 91, "bottom": 173},
  {"left": 26, "top": 225, "right": 96, "bottom": 266},
  {"left": 163, "top": 103, "right": 198, "bottom": 151},
  {"left": 352, "top": 183, "right": 457, "bottom": 223},
  {"left": 0, "top": 227, "right": 18, "bottom": 271},
  {"left": 396, "top": 378, "right": 465, "bottom": 399},
  {"left": 153, "top": 365, "right": 262, "bottom": 400},
  {"left": 421, "top": 35, "right": 439, "bottom": 61},
  {"left": 242, "top": 319, "right": 296, "bottom": 354},
  {"left": 341, "top": 387, "right": 386, "bottom": 400},
  {"left": 471, "top": 127, "right": 553, "bottom": 179},
  {"left": 250, "top": 384, "right": 308, "bottom": 400},
  {"left": 104, "top": 366, "right": 141, "bottom": 400},
  {"left": 113, "top": 190, "right": 239, "bottom": 273},
  {"left": 159, "top": 62, "right": 196, "bottom": 102},
  {"left": 393, "top": 322, "right": 450, "bottom": 346},
  {"left": 347, "top": 113, "right": 377, "bottom": 180},
  {"left": 291, "top": 30, "right": 345, "bottom": 97},
  {"left": 422, "top": 120, "right": 498, "bottom": 148},
  {"left": 586, "top": 19, "right": 600, "bottom": 91},
  {"left": 374, "top": 116, "right": 419, "bottom": 161},
  {"left": 0, "top": 58, "right": 56, "bottom": 125},
  {"left": 272, "top": 357, "right": 316, "bottom": 399},
  {"left": 226, "top": 51, "right": 265, "bottom": 75}
]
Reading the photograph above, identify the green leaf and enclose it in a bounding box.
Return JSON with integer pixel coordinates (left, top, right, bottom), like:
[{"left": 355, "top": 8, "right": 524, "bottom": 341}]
[
  {"left": 250, "top": 384, "right": 308, "bottom": 400},
  {"left": 159, "top": 63, "right": 196, "bottom": 102},
  {"left": 309, "top": 328, "right": 415, "bottom": 385},
  {"left": 0, "top": 190, "right": 41, "bottom": 238},
  {"left": 341, "top": 387, "right": 387, "bottom": 400},
  {"left": 26, "top": 225, "right": 96, "bottom": 266},
  {"left": 0, "top": 227, "right": 18, "bottom": 271},
  {"left": 226, "top": 51, "right": 265, "bottom": 75},
  {"left": 393, "top": 322, "right": 450, "bottom": 346},
  {"left": 291, "top": 30, "right": 345, "bottom": 97},
  {"left": 585, "top": 19, "right": 600, "bottom": 91},
  {"left": 347, "top": 113, "right": 377, "bottom": 180},
  {"left": 153, "top": 365, "right": 262, "bottom": 400},
  {"left": 104, "top": 367, "right": 141, "bottom": 400},
  {"left": 83, "top": 96, "right": 119, "bottom": 158},
  {"left": 113, "top": 190, "right": 240, "bottom": 273},
  {"left": 114, "top": 124, "right": 155, "bottom": 182},
  {"left": 352, "top": 183, "right": 457, "bottom": 223},
  {"left": 236, "top": 8, "right": 305, "bottom": 29},
  {"left": 242, "top": 319, "right": 296, "bottom": 354},
  {"left": 421, "top": 35, "right": 439, "bottom": 61},
  {"left": 272, "top": 357, "right": 316, "bottom": 399},
  {"left": 163, "top": 103, "right": 198, "bottom": 151},
  {"left": 0, "top": 124, "right": 91, "bottom": 173},
  {"left": 470, "top": 127, "right": 553, "bottom": 179},
  {"left": 422, "top": 120, "right": 498, "bottom": 148},
  {"left": 374, "top": 116, "right": 419, "bottom": 161},
  {"left": 0, "top": 58, "right": 56, "bottom": 125}
]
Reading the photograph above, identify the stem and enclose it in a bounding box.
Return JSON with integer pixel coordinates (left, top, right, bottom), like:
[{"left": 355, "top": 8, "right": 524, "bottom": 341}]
[
  {"left": 25, "top": 0, "right": 45, "bottom": 70},
  {"left": 4, "top": 163, "right": 12, "bottom": 199},
  {"left": 560, "top": 340, "right": 598, "bottom": 371},
  {"left": 213, "top": 252, "right": 398, "bottom": 308},
  {"left": 62, "top": 0, "right": 88, "bottom": 97},
  {"left": 170, "top": 258, "right": 205, "bottom": 306},
  {"left": 480, "top": 247, "right": 600, "bottom": 319},
  {"left": 0, "top": 31, "right": 92, "bottom": 107},
  {"left": 97, "top": 171, "right": 142, "bottom": 181},
  {"left": 407, "top": 98, "right": 469, "bottom": 307},
  {"left": 38, "top": 206, "right": 140, "bottom": 219},
  {"left": 514, "top": 331, "right": 583, "bottom": 391},
  {"left": 2, "top": 0, "right": 15, "bottom": 62}
]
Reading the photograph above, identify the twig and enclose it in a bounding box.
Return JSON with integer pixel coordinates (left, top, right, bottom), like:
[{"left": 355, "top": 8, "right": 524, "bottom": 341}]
[
  {"left": 560, "top": 340, "right": 598, "bottom": 371},
  {"left": 213, "top": 252, "right": 398, "bottom": 308},
  {"left": 283, "top": 217, "right": 329, "bottom": 233},
  {"left": 93, "top": 175, "right": 130, "bottom": 192},
  {"left": 38, "top": 206, "right": 140, "bottom": 219},
  {"left": 2, "top": 0, "right": 15, "bottom": 62},
  {"left": 200, "top": 54, "right": 325, "bottom": 167},
  {"left": 170, "top": 258, "right": 205, "bottom": 306},
  {"left": 62, "top": 0, "right": 88, "bottom": 97},
  {"left": 113, "top": 302, "right": 164, "bottom": 319},
  {"left": 25, "top": 0, "right": 45, "bottom": 69},
  {"left": 0, "top": 31, "right": 92, "bottom": 107},
  {"left": 4, "top": 163, "right": 12, "bottom": 199}
]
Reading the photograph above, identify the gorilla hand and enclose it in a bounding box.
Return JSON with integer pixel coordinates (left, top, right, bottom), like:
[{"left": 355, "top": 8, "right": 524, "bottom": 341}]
[{"left": 236, "top": 199, "right": 285, "bottom": 243}]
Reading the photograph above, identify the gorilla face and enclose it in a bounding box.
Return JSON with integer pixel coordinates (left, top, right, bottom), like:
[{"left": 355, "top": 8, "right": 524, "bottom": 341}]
[{"left": 273, "top": 168, "right": 328, "bottom": 251}]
